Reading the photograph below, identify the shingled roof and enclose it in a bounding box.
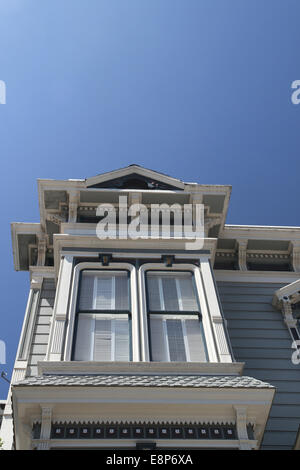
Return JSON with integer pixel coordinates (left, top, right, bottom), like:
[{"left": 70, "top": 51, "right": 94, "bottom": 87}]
[{"left": 13, "top": 374, "right": 274, "bottom": 389}]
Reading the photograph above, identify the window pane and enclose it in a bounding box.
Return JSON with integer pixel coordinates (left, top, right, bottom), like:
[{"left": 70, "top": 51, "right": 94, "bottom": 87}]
[
  {"left": 94, "top": 318, "right": 112, "bottom": 360},
  {"left": 185, "top": 319, "right": 207, "bottom": 362},
  {"left": 115, "top": 274, "right": 129, "bottom": 310},
  {"left": 149, "top": 314, "right": 207, "bottom": 363},
  {"left": 147, "top": 276, "right": 162, "bottom": 311},
  {"left": 178, "top": 276, "right": 198, "bottom": 311},
  {"left": 162, "top": 278, "right": 179, "bottom": 311},
  {"left": 115, "top": 318, "right": 130, "bottom": 361},
  {"left": 74, "top": 313, "right": 130, "bottom": 361},
  {"left": 73, "top": 314, "right": 94, "bottom": 360},
  {"left": 78, "top": 274, "right": 94, "bottom": 310},
  {"left": 166, "top": 319, "right": 186, "bottom": 361},
  {"left": 149, "top": 316, "right": 168, "bottom": 361},
  {"left": 147, "top": 272, "right": 198, "bottom": 312},
  {"left": 78, "top": 271, "right": 129, "bottom": 311},
  {"left": 95, "top": 277, "right": 113, "bottom": 310}
]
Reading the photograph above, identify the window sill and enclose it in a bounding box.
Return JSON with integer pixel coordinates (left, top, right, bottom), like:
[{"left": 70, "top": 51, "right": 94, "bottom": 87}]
[{"left": 37, "top": 361, "right": 244, "bottom": 377}]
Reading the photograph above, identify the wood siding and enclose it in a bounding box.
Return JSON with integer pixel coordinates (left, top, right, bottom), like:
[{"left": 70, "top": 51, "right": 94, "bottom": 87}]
[
  {"left": 217, "top": 280, "right": 300, "bottom": 450},
  {"left": 26, "top": 279, "right": 55, "bottom": 376}
]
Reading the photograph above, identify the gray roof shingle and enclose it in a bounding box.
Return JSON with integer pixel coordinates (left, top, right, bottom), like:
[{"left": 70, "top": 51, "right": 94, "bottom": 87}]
[{"left": 13, "top": 374, "right": 274, "bottom": 389}]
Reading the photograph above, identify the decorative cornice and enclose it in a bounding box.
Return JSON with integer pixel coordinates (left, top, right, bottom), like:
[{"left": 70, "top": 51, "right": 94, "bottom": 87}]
[
  {"left": 32, "top": 418, "right": 237, "bottom": 426},
  {"left": 40, "top": 421, "right": 239, "bottom": 441},
  {"left": 247, "top": 252, "right": 290, "bottom": 260}
]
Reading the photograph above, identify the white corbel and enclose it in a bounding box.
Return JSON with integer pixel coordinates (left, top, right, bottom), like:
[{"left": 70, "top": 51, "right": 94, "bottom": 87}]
[
  {"left": 237, "top": 239, "right": 248, "bottom": 271},
  {"left": 68, "top": 190, "right": 80, "bottom": 223},
  {"left": 204, "top": 216, "right": 222, "bottom": 238},
  {"left": 36, "top": 406, "right": 53, "bottom": 450},
  {"left": 234, "top": 406, "right": 255, "bottom": 450},
  {"left": 291, "top": 241, "right": 300, "bottom": 272},
  {"left": 37, "top": 234, "right": 47, "bottom": 267}
]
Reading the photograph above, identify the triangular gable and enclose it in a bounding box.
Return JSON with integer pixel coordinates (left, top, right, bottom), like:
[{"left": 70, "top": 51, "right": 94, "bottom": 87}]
[{"left": 86, "top": 165, "right": 185, "bottom": 190}]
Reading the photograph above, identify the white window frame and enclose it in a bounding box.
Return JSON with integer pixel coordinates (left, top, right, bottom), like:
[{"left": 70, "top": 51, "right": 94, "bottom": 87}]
[
  {"left": 138, "top": 263, "right": 220, "bottom": 362},
  {"left": 64, "top": 262, "right": 140, "bottom": 362}
]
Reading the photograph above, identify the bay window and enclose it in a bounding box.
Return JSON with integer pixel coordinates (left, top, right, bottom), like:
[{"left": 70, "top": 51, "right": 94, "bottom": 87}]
[
  {"left": 73, "top": 270, "right": 131, "bottom": 361},
  {"left": 65, "top": 259, "right": 229, "bottom": 365}
]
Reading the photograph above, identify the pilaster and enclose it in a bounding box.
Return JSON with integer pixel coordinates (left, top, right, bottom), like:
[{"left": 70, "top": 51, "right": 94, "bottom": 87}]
[
  {"left": 47, "top": 255, "right": 73, "bottom": 361},
  {"left": 200, "top": 258, "right": 233, "bottom": 363}
]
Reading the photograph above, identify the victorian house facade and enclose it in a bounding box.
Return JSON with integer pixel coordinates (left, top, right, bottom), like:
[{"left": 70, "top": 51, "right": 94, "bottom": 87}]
[{"left": 1, "top": 165, "right": 300, "bottom": 450}]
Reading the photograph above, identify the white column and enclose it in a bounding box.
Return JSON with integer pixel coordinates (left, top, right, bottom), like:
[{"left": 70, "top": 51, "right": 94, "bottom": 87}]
[
  {"left": 47, "top": 255, "right": 73, "bottom": 361},
  {"left": 200, "top": 257, "right": 233, "bottom": 363}
]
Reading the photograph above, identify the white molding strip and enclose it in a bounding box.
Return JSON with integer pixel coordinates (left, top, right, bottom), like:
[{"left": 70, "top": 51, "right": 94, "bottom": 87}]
[{"left": 214, "top": 270, "right": 300, "bottom": 284}]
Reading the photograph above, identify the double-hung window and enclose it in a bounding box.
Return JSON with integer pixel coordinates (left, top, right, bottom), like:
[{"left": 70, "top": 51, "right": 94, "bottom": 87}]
[
  {"left": 73, "top": 270, "right": 131, "bottom": 361},
  {"left": 146, "top": 271, "right": 208, "bottom": 362}
]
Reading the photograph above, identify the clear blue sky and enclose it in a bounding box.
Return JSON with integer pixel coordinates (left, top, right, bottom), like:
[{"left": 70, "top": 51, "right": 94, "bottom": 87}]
[{"left": 1, "top": 0, "right": 300, "bottom": 397}]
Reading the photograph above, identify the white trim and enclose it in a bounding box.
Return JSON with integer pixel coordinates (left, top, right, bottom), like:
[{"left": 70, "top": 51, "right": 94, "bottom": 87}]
[
  {"left": 18, "top": 290, "right": 40, "bottom": 361},
  {"left": 12, "top": 384, "right": 274, "bottom": 449},
  {"left": 199, "top": 260, "right": 233, "bottom": 363},
  {"left": 158, "top": 278, "right": 165, "bottom": 311},
  {"left": 182, "top": 319, "right": 191, "bottom": 362},
  {"left": 53, "top": 234, "right": 217, "bottom": 277},
  {"left": 64, "top": 262, "right": 140, "bottom": 362},
  {"left": 111, "top": 317, "right": 116, "bottom": 361},
  {"left": 223, "top": 224, "right": 300, "bottom": 241},
  {"left": 175, "top": 278, "right": 183, "bottom": 310},
  {"left": 40, "top": 438, "right": 251, "bottom": 450},
  {"left": 85, "top": 165, "right": 185, "bottom": 190},
  {"left": 214, "top": 270, "right": 300, "bottom": 284},
  {"left": 162, "top": 319, "right": 170, "bottom": 361},
  {"left": 47, "top": 255, "right": 74, "bottom": 361},
  {"left": 37, "top": 360, "right": 245, "bottom": 376}
]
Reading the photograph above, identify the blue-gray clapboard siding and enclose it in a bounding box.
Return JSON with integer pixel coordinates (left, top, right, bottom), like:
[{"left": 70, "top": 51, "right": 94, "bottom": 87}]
[
  {"left": 26, "top": 279, "right": 55, "bottom": 377},
  {"left": 217, "top": 281, "right": 300, "bottom": 450}
]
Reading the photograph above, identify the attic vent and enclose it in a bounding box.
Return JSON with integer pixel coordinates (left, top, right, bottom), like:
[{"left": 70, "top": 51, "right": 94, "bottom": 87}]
[
  {"left": 120, "top": 178, "right": 149, "bottom": 189},
  {"left": 88, "top": 173, "right": 181, "bottom": 190}
]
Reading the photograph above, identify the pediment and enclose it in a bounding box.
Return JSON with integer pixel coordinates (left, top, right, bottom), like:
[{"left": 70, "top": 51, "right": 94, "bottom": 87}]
[{"left": 86, "top": 165, "right": 185, "bottom": 190}]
